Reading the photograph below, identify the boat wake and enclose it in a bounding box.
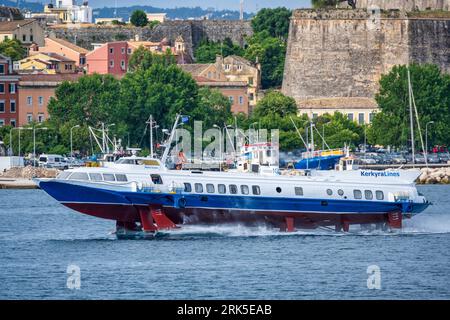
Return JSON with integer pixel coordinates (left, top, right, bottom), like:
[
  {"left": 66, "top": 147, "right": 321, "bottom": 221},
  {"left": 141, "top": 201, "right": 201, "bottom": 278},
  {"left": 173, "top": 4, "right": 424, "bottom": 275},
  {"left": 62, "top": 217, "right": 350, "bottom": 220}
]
[{"left": 151, "top": 213, "right": 450, "bottom": 239}]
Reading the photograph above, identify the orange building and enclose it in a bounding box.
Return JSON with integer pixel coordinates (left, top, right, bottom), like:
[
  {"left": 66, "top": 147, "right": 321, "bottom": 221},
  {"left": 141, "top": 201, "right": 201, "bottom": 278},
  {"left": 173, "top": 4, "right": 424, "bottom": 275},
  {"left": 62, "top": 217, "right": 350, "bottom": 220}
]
[
  {"left": 34, "top": 37, "right": 89, "bottom": 68},
  {"left": 195, "top": 76, "right": 250, "bottom": 115},
  {"left": 17, "top": 73, "right": 82, "bottom": 126}
]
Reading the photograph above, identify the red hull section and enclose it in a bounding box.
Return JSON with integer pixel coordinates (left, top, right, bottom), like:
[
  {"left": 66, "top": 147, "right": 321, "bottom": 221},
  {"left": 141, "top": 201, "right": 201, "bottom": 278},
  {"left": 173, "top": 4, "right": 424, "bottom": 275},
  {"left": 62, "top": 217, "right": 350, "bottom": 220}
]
[{"left": 62, "top": 202, "right": 403, "bottom": 232}]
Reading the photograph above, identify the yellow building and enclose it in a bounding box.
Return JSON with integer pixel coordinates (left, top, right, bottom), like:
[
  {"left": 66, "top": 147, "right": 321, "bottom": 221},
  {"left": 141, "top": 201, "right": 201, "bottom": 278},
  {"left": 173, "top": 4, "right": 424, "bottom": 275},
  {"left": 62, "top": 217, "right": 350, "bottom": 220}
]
[
  {"left": 18, "top": 52, "right": 77, "bottom": 74},
  {"left": 0, "top": 19, "right": 45, "bottom": 47}
]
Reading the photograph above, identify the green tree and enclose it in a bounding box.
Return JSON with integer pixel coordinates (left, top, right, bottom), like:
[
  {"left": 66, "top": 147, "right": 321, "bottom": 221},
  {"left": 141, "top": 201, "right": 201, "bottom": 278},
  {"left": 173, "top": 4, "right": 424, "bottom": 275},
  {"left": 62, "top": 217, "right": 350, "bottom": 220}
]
[
  {"left": 251, "top": 7, "right": 292, "bottom": 40},
  {"left": 312, "top": 0, "right": 341, "bottom": 8},
  {"left": 47, "top": 74, "right": 127, "bottom": 153},
  {"left": 193, "top": 87, "right": 232, "bottom": 129},
  {"left": 128, "top": 46, "right": 176, "bottom": 72},
  {"left": 253, "top": 90, "right": 297, "bottom": 118},
  {"left": 244, "top": 31, "right": 286, "bottom": 89},
  {"left": 369, "top": 64, "right": 450, "bottom": 148},
  {"left": 0, "top": 39, "right": 26, "bottom": 61},
  {"left": 120, "top": 64, "right": 200, "bottom": 144},
  {"left": 130, "top": 10, "right": 148, "bottom": 27},
  {"left": 194, "top": 38, "right": 245, "bottom": 63}
]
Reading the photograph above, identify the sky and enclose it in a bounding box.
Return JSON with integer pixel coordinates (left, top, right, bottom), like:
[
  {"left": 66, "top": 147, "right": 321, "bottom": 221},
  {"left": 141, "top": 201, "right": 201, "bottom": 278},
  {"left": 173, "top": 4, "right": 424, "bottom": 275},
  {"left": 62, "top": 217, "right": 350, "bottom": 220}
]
[{"left": 48, "top": 1, "right": 312, "bottom": 12}]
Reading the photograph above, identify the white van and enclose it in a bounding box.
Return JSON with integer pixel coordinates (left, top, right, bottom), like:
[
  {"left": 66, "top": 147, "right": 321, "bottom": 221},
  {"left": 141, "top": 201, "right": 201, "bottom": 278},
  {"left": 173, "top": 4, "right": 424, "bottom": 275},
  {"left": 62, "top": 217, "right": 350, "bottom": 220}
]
[{"left": 38, "top": 154, "right": 69, "bottom": 170}]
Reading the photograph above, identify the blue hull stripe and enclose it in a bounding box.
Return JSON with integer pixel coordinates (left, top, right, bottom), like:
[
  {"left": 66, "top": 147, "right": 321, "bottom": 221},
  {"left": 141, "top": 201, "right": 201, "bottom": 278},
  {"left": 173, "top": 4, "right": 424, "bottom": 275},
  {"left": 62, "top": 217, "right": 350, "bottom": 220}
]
[{"left": 39, "top": 180, "right": 427, "bottom": 215}]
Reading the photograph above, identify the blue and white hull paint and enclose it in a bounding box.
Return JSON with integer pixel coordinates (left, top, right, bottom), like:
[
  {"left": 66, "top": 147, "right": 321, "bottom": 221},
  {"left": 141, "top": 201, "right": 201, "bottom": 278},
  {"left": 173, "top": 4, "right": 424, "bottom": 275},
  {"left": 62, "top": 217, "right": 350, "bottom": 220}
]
[{"left": 36, "top": 164, "right": 430, "bottom": 233}]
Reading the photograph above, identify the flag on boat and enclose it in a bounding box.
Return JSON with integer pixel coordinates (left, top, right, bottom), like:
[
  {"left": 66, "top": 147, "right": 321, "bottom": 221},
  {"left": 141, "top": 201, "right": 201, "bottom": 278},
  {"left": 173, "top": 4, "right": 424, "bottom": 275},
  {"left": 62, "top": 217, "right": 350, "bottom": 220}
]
[{"left": 181, "top": 116, "right": 189, "bottom": 124}]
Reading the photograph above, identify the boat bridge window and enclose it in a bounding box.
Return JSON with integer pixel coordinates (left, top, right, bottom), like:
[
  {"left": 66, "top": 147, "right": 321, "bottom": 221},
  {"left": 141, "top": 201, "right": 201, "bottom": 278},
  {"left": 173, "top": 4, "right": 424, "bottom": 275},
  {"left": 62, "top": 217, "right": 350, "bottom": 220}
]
[
  {"left": 206, "top": 184, "right": 215, "bottom": 193},
  {"left": 241, "top": 185, "right": 249, "bottom": 195},
  {"left": 326, "top": 189, "right": 333, "bottom": 196},
  {"left": 365, "top": 190, "right": 373, "bottom": 200},
  {"left": 103, "top": 174, "right": 116, "bottom": 182},
  {"left": 229, "top": 184, "right": 238, "bottom": 194},
  {"left": 218, "top": 184, "right": 226, "bottom": 194},
  {"left": 184, "top": 183, "right": 192, "bottom": 192},
  {"left": 70, "top": 172, "right": 89, "bottom": 181},
  {"left": 151, "top": 174, "right": 163, "bottom": 185},
  {"left": 353, "top": 190, "right": 362, "bottom": 199},
  {"left": 295, "top": 187, "right": 303, "bottom": 196},
  {"left": 115, "top": 174, "right": 128, "bottom": 182},
  {"left": 117, "top": 159, "right": 135, "bottom": 164},
  {"left": 252, "top": 185, "right": 261, "bottom": 195},
  {"left": 195, "top": 183, "right": 203, "bottom": 193},
  {"left": 57, "top": 172, "right": 71, "bottom": 180},
  {"left": 376, "top": 190, "right": 384, "bottom": 200},
  {"left": 89, "top": 173, "right": 103, "bottom": 182}
]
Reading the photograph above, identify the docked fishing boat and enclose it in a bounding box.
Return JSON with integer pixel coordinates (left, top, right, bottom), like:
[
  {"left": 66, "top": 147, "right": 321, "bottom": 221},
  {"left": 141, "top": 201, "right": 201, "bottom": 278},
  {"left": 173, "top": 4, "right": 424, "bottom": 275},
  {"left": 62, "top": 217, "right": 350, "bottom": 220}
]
[{"left": 36, "top": 115, "right": 430, "bottom": 237}]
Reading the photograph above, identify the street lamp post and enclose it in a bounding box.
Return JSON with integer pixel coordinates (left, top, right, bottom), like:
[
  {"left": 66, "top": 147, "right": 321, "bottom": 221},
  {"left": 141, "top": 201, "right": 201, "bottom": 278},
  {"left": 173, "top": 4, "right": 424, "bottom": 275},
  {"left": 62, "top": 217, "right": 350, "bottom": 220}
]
[
  {"left": 70, "top": 125, "right": 80, "bottom": 158},
  {"left": 213, "top": 124, "right": 223, "bottom": 171},
  {"left": 18, "top": 127, "right": 32, "bottom": 159},
  {"left": 425, "top": 121, "right": 435, "bottom": 159},
  {"left": 33, "top": 126, "right": 48, "bottom": 165}
]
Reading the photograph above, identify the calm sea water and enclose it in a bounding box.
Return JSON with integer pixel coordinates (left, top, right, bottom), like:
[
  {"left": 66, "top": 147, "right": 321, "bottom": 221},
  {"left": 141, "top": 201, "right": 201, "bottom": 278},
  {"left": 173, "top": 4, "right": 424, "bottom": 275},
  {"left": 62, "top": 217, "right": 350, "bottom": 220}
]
[{"left": 0, "top": 185, "right": 449, "bottom": 300}]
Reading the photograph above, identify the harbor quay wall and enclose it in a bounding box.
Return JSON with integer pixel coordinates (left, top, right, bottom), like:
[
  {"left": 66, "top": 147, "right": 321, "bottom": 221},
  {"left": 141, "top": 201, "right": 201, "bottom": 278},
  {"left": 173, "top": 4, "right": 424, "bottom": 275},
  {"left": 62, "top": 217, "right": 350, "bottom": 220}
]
[
  {"left": 418, "top": 167, "right": 450, "bottom": 184},
  {"left": 282, "top": 9, "right": 450, "bottom": 106}
]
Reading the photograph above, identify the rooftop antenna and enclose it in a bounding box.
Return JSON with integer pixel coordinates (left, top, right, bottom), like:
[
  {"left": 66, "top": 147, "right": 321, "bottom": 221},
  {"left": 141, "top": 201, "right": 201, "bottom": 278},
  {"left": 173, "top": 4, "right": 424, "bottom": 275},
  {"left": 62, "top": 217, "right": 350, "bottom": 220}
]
[
  {"left": 114, "top": 0, "right": 117, "bottom": 18},
  {"left": 240, "top": 0, "right": 244, "bottom": 21}
]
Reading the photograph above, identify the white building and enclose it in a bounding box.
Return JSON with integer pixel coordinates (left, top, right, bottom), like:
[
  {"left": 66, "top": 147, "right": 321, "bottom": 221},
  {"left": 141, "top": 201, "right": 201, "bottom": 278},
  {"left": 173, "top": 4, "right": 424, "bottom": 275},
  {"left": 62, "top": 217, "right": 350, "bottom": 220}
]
[{"left": 46, "top": 0, "right": 93, "bottom": 24}]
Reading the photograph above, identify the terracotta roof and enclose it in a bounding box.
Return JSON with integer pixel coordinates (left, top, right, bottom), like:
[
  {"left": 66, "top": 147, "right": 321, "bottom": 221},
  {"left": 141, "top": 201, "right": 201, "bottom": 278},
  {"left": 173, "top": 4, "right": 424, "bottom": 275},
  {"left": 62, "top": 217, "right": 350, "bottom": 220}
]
[
  {"left": 224, "top": 55, "right": 255, "bottom": 66},
  {"left": 42, "top": 52, "right": 76, "bottom": 62},
  {"left": 179, "top": 64, "right": 212, "bottom": 76},
  {"left": 0, "top": 19, "right": 35, "bottom": 32},
  {"left": 19, "top": 73, "right": 83, "bottom": 84},
  {"left": 47, "top": 37, "right": 89, "bottom": 54}
]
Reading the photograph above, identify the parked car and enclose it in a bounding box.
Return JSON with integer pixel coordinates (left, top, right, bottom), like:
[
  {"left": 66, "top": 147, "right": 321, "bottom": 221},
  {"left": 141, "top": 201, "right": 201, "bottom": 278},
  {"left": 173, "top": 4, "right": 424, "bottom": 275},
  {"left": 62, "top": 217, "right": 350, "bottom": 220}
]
[
  {"left": 38, "top": 154, "right": 69, "bottom": 170},
  {"left": 390, "top": 153, "right": 407, "bottom": 164},
  {"left": 437, "top": 153, "right": 450, "bottom": 163},
  {"left": 427, "top": 154, "right": 440, "bottom": 164}
]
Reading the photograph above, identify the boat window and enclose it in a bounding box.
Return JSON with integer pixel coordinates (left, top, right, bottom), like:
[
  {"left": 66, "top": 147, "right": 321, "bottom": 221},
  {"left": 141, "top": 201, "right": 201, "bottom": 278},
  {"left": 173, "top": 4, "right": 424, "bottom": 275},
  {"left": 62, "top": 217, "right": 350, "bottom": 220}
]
[
  {"left": 70, "top": 172, "right": 89, "bottom": 181},
  {"left": 295, "top": 187, "right": 303, "bottom": 196},
  {"left": 57, "top": 171, "right": 71, "bottom": 180},
  {"left": 103, "top": 174, "right": 116, "bottom": 182},
  {"left": 206, "top": 184, "right": 215, "bottom": 193},
  {"left": 338, "top": 189, "right": 344, "bottom": 196},
  {"left": 218, "top": 184, "right": 226, "bottom": 194},
  {"left": 376, "top": 190, "right": 384, "bottom": 200},
  {"left": 326, "top": 189, "right": 333, "bottom": 196},
  {"left": 115, "top": 174, "right": 128, "bottom": 182},
  {"left": 365, "top": 190, "right": 373, "bottom": 200},
  {"left": 276, "top": 187, "right": 282, "bottom": 193},
  {"left": 229, "top": 184, "right": 238, "bottom": 194},
  {"left": 252, "top": 185, "right": 261, "bottom": 195},
  {"left": 151, "top": 174, "right": 163, "bottom": 185},
  {"left": 184, "top": 183, "right": 192, "bottom": 192},
  {"left": 354, "top": 190, "right": 362, "bottom": 199},
  {"left": 241, "top": 185, "right": 249, "bottom": 195},
  {"left": 195, "top": 183, "right": 203, "bottom": 193},
  {"left": 89, "top": 173, "right": 103, "bottom": 181}
]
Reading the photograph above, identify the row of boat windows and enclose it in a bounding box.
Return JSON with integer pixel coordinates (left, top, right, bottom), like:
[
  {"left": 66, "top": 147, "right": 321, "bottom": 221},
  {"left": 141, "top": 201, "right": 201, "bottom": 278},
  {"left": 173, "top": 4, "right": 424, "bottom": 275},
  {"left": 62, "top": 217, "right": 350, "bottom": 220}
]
[
  {"left": 183, "top": 183, "right": 384, "bottom": 200},
  {"left": 58, "top": 171, "right": 128, "bottom": 182},
  {"left": 184, "top": 183, "right": 262, "bottom": 195},
  {"left": 325, "top": 187, "right": 384, "bottom": 200}
]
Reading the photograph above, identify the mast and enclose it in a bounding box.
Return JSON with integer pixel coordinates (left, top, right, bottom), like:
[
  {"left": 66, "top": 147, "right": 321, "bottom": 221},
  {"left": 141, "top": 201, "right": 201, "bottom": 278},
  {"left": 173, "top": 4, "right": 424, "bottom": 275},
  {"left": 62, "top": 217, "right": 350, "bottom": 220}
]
[
  {"left": 146, "top": 115, "right": 155, "bottom": 158},
  {"left": 161, "top": 114, "right": 181, "bottom": 167},
  {"left": 310, "top": 121, "right": 315, "bottom": 153},
  {"left": 407, "top": 68, "right": 415, "bottom": 166}
]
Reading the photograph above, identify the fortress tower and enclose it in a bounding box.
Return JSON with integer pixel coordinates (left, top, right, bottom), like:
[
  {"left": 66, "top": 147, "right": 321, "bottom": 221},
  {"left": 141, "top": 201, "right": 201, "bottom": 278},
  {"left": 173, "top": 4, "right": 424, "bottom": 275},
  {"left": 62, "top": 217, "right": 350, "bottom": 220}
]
[
  {"left": 341, "top": 0, "right": 450, "bottom": 11},
  {"left": 282, "top": 8, "right": 450, "bottom": 122}
]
